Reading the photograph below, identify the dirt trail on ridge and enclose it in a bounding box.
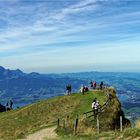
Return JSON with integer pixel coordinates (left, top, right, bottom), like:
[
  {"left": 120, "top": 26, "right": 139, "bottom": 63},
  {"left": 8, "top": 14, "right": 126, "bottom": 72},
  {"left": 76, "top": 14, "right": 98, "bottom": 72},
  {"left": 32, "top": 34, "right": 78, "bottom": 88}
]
[{"left": 21, "top": 126, "right": 57, "bottom": 140}]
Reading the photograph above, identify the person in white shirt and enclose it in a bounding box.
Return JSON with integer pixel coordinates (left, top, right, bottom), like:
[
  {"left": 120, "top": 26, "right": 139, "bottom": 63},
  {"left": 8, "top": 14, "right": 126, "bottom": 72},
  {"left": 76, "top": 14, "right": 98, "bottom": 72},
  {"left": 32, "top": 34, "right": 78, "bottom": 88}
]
[{"left": 92, "top": 98, "right": 99, "bottom": 117}]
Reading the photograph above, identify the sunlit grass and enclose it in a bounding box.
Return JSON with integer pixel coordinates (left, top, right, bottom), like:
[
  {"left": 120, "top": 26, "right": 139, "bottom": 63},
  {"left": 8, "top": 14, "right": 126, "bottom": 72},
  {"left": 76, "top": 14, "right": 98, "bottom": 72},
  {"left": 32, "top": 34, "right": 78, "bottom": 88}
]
[{"left": 0, "top": 90, "right": 106, "bottom": 140}]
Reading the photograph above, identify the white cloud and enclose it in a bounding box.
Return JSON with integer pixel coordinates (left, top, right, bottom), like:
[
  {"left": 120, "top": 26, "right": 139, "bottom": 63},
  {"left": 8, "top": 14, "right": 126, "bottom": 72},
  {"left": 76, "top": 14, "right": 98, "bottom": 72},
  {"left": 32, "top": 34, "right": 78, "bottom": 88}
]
[
  {"left": 50, "top": 0, "right": 99, "bottom": 20},
  {"left": 0, "top": 0, "right": 140, "bottom": 72}
]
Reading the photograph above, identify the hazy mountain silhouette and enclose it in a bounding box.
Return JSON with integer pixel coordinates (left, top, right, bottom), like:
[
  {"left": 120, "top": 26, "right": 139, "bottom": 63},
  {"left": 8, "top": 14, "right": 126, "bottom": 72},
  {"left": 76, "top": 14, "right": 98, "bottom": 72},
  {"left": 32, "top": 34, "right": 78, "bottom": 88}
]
[
  {"left": 0, "top": 66, "right": 86, "bottom": 107},
  {"left": 0, "top": 66, "right": 139, "bottom": 116}
]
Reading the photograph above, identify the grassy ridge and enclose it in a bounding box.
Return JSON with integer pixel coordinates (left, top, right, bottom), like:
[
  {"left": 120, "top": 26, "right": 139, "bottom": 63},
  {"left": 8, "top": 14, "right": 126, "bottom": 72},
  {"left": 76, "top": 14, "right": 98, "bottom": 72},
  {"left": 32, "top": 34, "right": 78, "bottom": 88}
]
[
  {"left": 0, "top": 90, "right": 106, "bottom": 140},
  {"left": 56, "top": 87, "right": 131, "bottom": 136},
  {"left": 0, "top": 88, "right": 138, "bottom": 140}
]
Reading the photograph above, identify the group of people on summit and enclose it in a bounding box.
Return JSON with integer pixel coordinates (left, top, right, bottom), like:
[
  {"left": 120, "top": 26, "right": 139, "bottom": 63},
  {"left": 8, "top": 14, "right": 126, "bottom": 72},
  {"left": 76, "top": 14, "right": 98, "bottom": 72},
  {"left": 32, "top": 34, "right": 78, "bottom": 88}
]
[
  {"left": 66, "top": 81, "right": 104, "bottom": 95},
  {"left": 6, "top": 99, "right": 13, "bottom": 111},
  {"left": 80, "top": 81, "right": 104, "bottom": 94},
  {"left": 90, "top": 81, "right": 104, "bottom": 90},
  {"left": 66, "top": 81, "right": 105, "bottom": 116}
]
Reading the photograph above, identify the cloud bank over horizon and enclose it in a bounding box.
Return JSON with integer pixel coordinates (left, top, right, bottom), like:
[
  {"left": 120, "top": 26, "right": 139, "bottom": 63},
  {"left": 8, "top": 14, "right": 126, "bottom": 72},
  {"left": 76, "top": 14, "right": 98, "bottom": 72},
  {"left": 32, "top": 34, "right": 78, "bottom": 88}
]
[{"left": 0, "top": 0, "right": 140, "bottom": 73}]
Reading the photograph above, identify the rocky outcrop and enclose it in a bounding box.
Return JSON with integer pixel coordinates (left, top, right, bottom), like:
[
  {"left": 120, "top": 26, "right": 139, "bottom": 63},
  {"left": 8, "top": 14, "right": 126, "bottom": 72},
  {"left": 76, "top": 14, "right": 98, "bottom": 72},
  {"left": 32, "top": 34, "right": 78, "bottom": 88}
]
[{"left": 99, "top": 87, "right": 131, "bottom": 131}]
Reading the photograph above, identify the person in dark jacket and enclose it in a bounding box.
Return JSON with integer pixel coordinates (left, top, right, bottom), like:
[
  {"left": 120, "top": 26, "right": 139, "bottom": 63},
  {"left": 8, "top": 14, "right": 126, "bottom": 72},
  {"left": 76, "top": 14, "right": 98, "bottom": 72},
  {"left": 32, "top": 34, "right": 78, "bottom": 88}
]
[
  {"left": 100, "top": 81, "right": 104, "bottom": 89},
  {"left": 10, "top": 99, "right": 13, "bottom": 109},
  {"left": 69, "top": 84, "right": 71, "bottom": 94}
]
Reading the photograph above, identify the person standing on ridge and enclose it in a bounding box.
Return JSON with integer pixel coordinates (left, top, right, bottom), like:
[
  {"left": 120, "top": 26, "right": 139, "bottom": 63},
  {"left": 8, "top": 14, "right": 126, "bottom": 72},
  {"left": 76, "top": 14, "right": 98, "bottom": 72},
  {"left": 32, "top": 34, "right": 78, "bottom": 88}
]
[
  {"left": 82, "top": 85, "right": 85, "bottom": 94},
  {"left": 90, "top": 81, "right": 93, "bottom": 89},
  {"left": 93, "top": 81, "right": 97, "bottom": 89},
  {"left": 66, "top": 85, "right": 69, "bottom": 95},
  {"left": 69, "top": 84, "right": 72, "bottom": 94},
  {"left": 10, "top": 99, "right": 13, "bottom": 109},
  {"left": 80, "top": 84, "right": 85, "bottom": 94},
  {"left": 100, "top": 81, "right": 104, "bottom": 90}
]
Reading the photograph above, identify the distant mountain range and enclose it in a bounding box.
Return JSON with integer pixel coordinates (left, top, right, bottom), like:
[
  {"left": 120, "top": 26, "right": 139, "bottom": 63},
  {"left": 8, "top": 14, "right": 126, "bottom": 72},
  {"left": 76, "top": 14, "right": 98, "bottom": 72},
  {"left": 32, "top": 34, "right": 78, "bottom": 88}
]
[
  {"left": 0, "top": 66, "right": 86, "bottom": 107},
  {"left": 0, "top": 66, "right": 140, "bottom": 118}
]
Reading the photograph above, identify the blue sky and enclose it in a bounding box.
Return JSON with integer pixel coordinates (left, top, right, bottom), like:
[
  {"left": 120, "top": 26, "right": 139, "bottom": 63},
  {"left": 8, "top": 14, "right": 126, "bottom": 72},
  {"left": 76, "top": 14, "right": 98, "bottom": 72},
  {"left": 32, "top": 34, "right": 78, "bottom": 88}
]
[{"left": 0, "top": 0, "right": 140, "bottom": 73}]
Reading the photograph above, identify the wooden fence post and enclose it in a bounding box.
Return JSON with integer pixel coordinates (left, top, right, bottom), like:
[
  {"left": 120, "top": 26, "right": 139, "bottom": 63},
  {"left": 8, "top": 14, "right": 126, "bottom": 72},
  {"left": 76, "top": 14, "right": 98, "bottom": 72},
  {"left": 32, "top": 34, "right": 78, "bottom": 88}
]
[
  {"left": 66, "top": 115, "right": 69, "bottom": 127},
  {"left": 97, "top": 115, "right": 99, "bottom": 134},
  {"left": 120, "top": 116, "right": 123, "bottom": 132},
  {"left": 63, "top": 120, "right": 65, "bottom": 129},
  {"left": 74, "top": 115, "right": 79, "bottom": 135},
  {"left": 57, "top": 118, "right": 60, "bottom": 127}
]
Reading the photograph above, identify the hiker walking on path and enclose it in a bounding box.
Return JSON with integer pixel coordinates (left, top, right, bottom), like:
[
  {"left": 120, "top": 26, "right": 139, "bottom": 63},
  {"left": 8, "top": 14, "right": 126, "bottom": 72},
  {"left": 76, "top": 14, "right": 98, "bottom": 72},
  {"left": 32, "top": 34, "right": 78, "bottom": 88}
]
[
  {"left": 10, "top": 99, "right": 13, "bottom": 109},
  {"left": 92, "top": 98, "right": 99, "bottom": 118}
]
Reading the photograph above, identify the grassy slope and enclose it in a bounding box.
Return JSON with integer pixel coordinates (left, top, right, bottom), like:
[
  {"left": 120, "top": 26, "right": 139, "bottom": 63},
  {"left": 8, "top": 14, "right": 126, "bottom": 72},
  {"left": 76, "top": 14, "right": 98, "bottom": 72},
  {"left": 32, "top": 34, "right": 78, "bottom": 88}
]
[
  {"left": 57, "top": 128, "right": 140, "bottom": 140},
  {"left": 0, "top": 89, "right": 139, "bottom": 140},
  {"left": 0, "top": 90, "right": 106, "bottom": 140}
]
